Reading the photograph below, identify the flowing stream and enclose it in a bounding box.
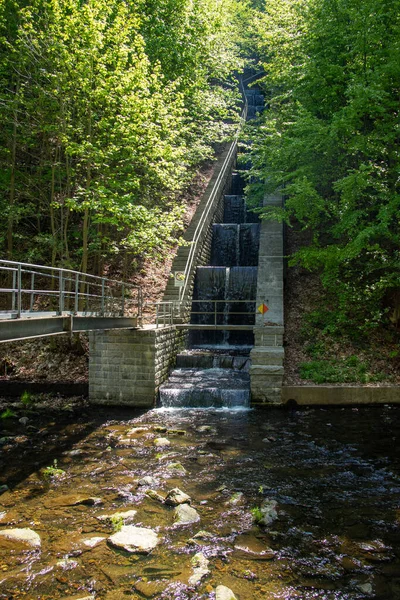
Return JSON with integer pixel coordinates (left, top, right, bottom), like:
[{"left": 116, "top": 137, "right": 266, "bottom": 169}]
[{"left": 0, "top": 404, "right": 400, "bottom": 599}]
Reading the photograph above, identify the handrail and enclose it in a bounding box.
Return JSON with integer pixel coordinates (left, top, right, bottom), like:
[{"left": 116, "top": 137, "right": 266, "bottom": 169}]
[
  {"left": 0, "top": 260, "right": 142, "bottom": 321},
  {"left": 177, "top": 78, "right": 249, "bottom": 312}
]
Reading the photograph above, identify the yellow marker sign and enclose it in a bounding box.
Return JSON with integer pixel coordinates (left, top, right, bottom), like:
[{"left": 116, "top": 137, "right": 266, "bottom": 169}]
[{"left": 258, "top": 303, "right": 269, "bottom": 315}]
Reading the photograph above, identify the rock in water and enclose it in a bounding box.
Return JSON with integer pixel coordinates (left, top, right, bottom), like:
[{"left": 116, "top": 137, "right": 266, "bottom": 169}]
[
  {"left": 216, "top": 585, "right": 238, "bottom": 600},
  {"left": 108, "top": 526, "right": 159, "bottom": 554},
  {"left": 154, "top": 437, "right": 170, "bottom": 447},
  {"left": 260, "top": 499, "right": 278, "bottom": 525},
  {"left": 188, "top": 552, "right": 210, "bottom": 586},
  {"left": 164, "top": 488, "right": 191, "bottom": 506},
  {"left": 138, "top": 475, "right": 158, "bottom": 487},
  {"left": 174, "top": 504, "right": 200, "bottom": 526},
  {"left": 0, "top": 528, "right": 41, "bottom": 547}
]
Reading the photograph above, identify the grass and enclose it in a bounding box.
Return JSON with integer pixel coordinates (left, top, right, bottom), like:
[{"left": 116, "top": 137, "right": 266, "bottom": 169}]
[{"left": 299, "top": 355, "right": 388, "bottom": 384}]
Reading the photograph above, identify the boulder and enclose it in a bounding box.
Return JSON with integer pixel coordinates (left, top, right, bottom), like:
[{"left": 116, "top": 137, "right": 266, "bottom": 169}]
[{"left": 108, "top": 526, "right": 159, "bottom": 554}]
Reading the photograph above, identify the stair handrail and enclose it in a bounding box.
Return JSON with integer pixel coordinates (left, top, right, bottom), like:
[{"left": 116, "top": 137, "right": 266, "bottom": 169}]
[{"left": 176, "top": 78, "right": 249, "bottom": 316}]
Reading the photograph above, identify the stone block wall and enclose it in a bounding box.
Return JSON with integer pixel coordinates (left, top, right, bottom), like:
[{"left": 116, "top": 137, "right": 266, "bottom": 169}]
[
  {"left": 89, "top": 326, "right": 187, "bottom": 406},
  {"left": 250, "top": 191, "right": 285, "bottom": 406}
]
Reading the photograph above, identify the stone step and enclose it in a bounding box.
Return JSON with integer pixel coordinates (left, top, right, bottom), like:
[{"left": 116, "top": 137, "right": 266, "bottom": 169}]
[
  {"left": 176, "top": 351, "right": 250, "bottom": 371},
  {"left": 159, "top": 368, "right": 250, "bottom": 408}
]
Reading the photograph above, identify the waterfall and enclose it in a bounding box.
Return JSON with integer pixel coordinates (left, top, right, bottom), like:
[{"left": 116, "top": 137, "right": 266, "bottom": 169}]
[{"left": 159, "top": 83, "right": 264, "bottom": 409}]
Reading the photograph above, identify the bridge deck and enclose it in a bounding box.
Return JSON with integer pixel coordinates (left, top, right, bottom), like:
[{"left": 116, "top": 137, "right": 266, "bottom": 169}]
[{"left": 0, "top": 314, "right": 138, "bottom": 343}]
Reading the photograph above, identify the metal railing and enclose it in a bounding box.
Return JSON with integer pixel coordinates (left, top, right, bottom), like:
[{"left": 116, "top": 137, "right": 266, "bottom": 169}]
[
  {"left": 151, "top": 299, "right": 257, "bottom": 329},
  {"left": 190, "top": 299, "right": 256, "bottom": 328},
  {"left": 175, "top": 79, "right": 250, "bottom": 318},
  {"left": 0, "top": 260, "right": 142, "bottom": 321}
]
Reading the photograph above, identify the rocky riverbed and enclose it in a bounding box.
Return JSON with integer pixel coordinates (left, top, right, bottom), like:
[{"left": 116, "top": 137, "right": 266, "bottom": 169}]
[{"left": 1, "top": 403, "right": 400, "bottom": 599}]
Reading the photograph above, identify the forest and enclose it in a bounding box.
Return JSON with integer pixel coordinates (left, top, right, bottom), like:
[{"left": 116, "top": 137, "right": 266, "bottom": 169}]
[
  {"left": 1, "top": 0, "right": 399, "bottom": 346},
  {"left": 0, "top": 0, "right": 248, "bottom": 275}
]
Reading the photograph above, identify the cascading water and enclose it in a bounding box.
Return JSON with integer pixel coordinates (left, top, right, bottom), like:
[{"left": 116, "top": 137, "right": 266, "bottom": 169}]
[{"left": 159, "top": 85, "right": 263, "bottom": 408}]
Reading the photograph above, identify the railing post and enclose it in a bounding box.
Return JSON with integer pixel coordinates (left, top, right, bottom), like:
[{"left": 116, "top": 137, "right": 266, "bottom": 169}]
[
  {"left": 17, "top": 264, "right": 22, "bottom": 318},
  {"left": 101, "top": 278, "right": 105, "bottom": 316},
  {"left": 12, "top": 270, "right": 16, "bottom": 312},
  {"left": 156, "top": 303, "right": 159, "bottom": 328},
  {"left": 58, "top": 271, "right": 64, "bottom": 315},
  {"left": 74, "top": 273, "right": 79, "bottom": 314},
  {"left": 121, "top": 284, "right": 125, "bottom": 316},
  {"left": 30, "top": 272, "right": 35, "bottom": 311},
  {"left": 138, "top": 288, "right": 143, "bottom": 327}
]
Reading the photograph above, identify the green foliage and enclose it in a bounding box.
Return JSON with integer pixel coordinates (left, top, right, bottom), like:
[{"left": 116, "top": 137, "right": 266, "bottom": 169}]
[
  {"left": 251, "top": 506, "right": 263, "bottom": 524},
  {"left": 20, "top": 390, "right": 32, "bottom": 407},
  {"left": 110, "top": 515, "right": 124, "bottom": 533},
  {"left": 0, "top": 0, "right": 246, "bottom": 272},
  {"left": 247, "top": 0, "right": 400, "bottom": 334},
  {"left": 0, "top": 408, "right": 17, "bottom": 420},
  {"left": 299, "top": 356, "right": 387, "bottom": 384},
  {"left": 42, "top": 459, "right": 65, "bottom": 479}
]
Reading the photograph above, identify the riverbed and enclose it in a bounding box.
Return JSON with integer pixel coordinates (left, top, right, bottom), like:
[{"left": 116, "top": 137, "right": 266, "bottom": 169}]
[{"left": 1, "top": 404, "right": 399, "bottom": 599}]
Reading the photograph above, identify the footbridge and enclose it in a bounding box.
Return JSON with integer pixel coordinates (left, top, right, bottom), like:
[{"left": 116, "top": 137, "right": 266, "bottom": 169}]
[{"left": 0, "top": 260, "right": 142, "bottom": 343}]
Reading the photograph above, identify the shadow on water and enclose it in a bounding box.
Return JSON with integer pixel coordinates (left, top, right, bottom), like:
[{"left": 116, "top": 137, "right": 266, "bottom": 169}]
[{"left": 0, "top": 403, "right": 400, "bottom": 599}]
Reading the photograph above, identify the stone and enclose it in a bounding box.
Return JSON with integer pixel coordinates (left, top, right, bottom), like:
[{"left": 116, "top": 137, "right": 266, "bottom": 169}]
[
  {"left": 193, "top": 530, "right": 213, "bottom": 540},
  {"left": 83, "top": 536, "right": 106, "bottom": 548},
  {"left": 138, "top": 475, "right": 158, "bottom": 487},
  {"left": 188, "top": 552, "right": 210, "bottom": 586},
  {"left": 145, "top": 489, "right": 165, "bottom": 503},
  {"left": 108, "top": 526, "right": 159, "bottom": 554},
  {"left": 357, "top": 583, "right": 373, "bottom": 595},
  {"left": 164, "top": 488, "right": 191, "bottom": 506},
  {"left": 0, "top": 484, "right": 9, "bottom": 494},
  {"left": 166, "top": 462, "right": 187, "bottom": 475},
  {"left": 62, "top": 595, "right": 96, "bottom": 600},
  {"left": 97, "top": 509, "right": 137, "bottom": 524},
  {"left": 259, "top": 499, "right": 278, "bottom": 526},
  {"left": 228, "top": 492, "right": 244, "bottom": 506},
  {"left": 134, "top": 580, "right": 166, "bottom": 598},
  {"left": 174, "top": 504, "right": 200, "bottom": 526},
  {"left": 0, "top": 527, "right": 41, "bottom": 548},
  {"left": 57, "top": 558, "right": 79, "bottom": 570},
  {"left": 216, "top": 585, "right": 238, "bottom": 600},
  {"left": 154, "top": 437, "right": 170, "bottom": 447},
  {"left": 127, "top": 427, "right": 148, "bottom": 435},
  {"left": 44, "top": 494, "right": 102, "bottom": 508},
  {"left": 19, "top": 416, "right": 29, "bottom": 426}
]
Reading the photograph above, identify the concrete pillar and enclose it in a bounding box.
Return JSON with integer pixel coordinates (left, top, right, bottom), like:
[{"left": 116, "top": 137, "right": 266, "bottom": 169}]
[
  {"left": 89, "top": 326, "right": 187, "bottom": 406},
  {"left": 250, "top": 192, "right": 285, "bottom": 405}
]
